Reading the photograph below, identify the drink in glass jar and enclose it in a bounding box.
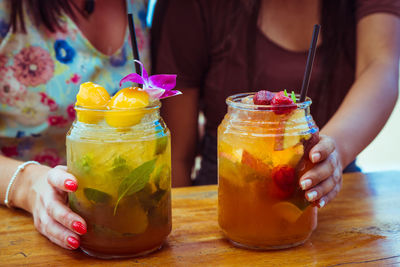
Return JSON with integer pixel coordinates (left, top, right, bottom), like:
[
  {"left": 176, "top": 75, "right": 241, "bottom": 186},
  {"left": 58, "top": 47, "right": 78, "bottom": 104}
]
[
  {"left": 67, "top": 73, "right": 179, "bottom": 258},
  {"left": 218, "top": 90, "right": 319, "bottom": 249}
]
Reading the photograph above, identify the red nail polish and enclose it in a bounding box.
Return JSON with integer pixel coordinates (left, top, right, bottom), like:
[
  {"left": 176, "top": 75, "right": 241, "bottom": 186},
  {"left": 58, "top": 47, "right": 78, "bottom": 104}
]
[
  {"left": 64, "top": 180, "right": 77, "bottom": 191},
  {"left": 67, "top": 236, "right": 80, "bottom": 249},
  {"left": 72, "top": 221, "right": 87, "bottom": 235}
]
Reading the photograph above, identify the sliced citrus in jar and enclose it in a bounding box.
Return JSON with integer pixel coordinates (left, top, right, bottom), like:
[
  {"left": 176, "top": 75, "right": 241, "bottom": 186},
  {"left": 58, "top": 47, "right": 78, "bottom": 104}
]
[
  {"left": 105, "top": 87, "right": 150, "bottom": 127},
  {"left": 272, "top": 201, "right": 302, "bottom": 224},
  {"left": 76, "top": 82, "right": 110, "bottom": 124},
  {"left": 274, "top": 109, "right": 311, "bottom": 151}
]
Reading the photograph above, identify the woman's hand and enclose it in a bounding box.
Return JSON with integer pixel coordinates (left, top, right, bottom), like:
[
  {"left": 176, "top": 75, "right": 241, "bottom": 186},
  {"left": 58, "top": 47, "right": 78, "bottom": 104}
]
[
  {"left": 28, "top": 165, "right": 87, "bottom": 250},
  {"left": 299, "top": 134, "right": 343, "bottom": 208}
]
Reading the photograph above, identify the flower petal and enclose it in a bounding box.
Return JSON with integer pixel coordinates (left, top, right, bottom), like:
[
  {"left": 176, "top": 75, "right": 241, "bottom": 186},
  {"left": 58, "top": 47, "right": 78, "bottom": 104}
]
[
  {"left": 148, "top": 74, "right": 177, "bottom": 90},
  {"left": 119, "top": 73, "right": 145, "bottom": 87},
  {"left": 160, "top": 89, "right": 182, "bottom": 99},
  {"left": 146, "top": 88, "right": 166, "bottom": 99},
  {"left": 134, "top": 59, "right": 148, "bottom": 80}
]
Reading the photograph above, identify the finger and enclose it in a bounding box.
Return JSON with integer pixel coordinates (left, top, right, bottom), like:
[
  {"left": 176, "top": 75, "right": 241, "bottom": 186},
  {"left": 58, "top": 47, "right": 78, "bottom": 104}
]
[
  {"left": 35, "top": 212, "right": 80, "bottom": 250},
  {"left": 47, "top": 166, "right": 78, "bottom": 192},
  {"left": 300, "top": 155, "right": 336, "bottom": 190},
  {"left": 304, "top": 173, "right": 337, "bottom": 202},
  {"left": 56, "top": 165, "right": 68, "bottom": 171},
  {"left": 309, "top": 135, "right": 336, "bottom": 163},
  {"left": 316, "top": 183, "right": 341, "bottom": 208},
  {"left": 46, "top": 198, "right": 87, "bottom": 235}
]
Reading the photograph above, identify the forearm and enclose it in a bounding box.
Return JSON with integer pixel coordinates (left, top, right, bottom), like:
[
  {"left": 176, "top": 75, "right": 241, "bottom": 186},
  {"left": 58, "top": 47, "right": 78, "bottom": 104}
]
[
  {"left": 321, "top": 61, "right": 399, "bottom": 169},
  {"left": 171, "top": 157, "right": 195, "bottom": 187},
  {"left": 0, "top": 155, "right": 50, "bottom": 211},
  {"left": 162, "top": 88, "right": 199, "bottom": 187},
  {"left": 170, "top": 123, "right": 197, "bottom": 187}
]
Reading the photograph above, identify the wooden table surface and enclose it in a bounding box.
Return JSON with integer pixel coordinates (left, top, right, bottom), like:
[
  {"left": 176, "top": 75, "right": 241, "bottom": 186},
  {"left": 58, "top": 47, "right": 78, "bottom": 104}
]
[{"left": 1, "top": 171, "right": 400, "bottom": 266}]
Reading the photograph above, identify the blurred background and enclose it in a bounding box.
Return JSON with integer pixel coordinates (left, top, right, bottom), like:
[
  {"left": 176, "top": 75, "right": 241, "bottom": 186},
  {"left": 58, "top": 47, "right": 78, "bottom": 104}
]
[
  {"left": 146, "top": 2, "right": 399, "bottom": 173},
  {"left": 357, "top": 77, "right": 400, "bottom": 172}
]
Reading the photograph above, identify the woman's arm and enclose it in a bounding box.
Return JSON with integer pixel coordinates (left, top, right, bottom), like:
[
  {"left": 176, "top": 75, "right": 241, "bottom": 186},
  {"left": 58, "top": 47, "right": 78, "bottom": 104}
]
[
  {"left": 162, "top": 88, "right": 200, "bottom": 187},
  {"left": 322, "top": 13, "right": 400, "bottom": 167},
  {"left": 0, "top": 155, "right": 86, "bottom": 249},
  {"left": 0, "top": 155, "right": 48, "bottom": 211},
  {"left": 300, "top": 13, "right": 400, "bottom": 206}
]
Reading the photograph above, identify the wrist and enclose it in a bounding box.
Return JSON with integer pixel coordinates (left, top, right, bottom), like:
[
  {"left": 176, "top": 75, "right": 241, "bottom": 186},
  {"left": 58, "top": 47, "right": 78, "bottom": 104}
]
[{"left": 11, "top": 163, "right": 50, "bottom": 212}]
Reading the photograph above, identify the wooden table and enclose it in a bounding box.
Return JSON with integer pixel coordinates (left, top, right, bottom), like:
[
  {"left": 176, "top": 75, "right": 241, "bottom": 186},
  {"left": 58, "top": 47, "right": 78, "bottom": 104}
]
[{"left": 1, "top": 171, "right": 400, "bottom": 266}]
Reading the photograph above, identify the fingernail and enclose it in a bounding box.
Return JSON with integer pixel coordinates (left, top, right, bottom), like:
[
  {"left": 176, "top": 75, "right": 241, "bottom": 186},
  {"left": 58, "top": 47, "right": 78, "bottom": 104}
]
[
  {"left": 64, "top": 180, "right": 77, "bottom": 192},
  {"left": 72, "top": 221, "right": 87, "bottom": 235},
  {"left": 319, "top": 199, "right": 326, "bottom": 208},
  {"left": 307, "top": 191, "right": 318, "bottom": 201},
  {"left": 67, "top": 236, "right": 80, "bottom": 249},
  {"left": 300, "top": 179, "right": 312, "bottom": 190},
  {"left": 311, "top": 152, "right": 321, "bottom": 163}
]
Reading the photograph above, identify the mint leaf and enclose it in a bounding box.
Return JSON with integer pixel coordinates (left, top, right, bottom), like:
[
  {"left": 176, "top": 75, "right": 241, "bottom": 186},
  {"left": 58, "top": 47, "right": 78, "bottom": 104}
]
[
  {"left": 291, "top": 91, "right": 297, "bottom": 103},
  {"left": 153, "top": 164, "right": 171, "bottom": 190},
  {"left": 77, "top": 154, "right": 93, "bottom": 173},
  {"left": 111, "top": 156, "right": 130, "bottom": 176},
  {"left": 155, "top": 136, "right": 168, "bottom": 155},
  {"left": 84, "top": 188, "right": 112, "bottom": 204},
  {"left": 114, "top": 158, "right": 157, "bottom": 214},
  {"left": 113, "top": 156, "right": 126, "bottom": 170},
  {"left": 137, "top": 184, "right": 167, "bottom": 211},
  {"left": 284, "top": 89, "right": 288, "bottom": 97}
]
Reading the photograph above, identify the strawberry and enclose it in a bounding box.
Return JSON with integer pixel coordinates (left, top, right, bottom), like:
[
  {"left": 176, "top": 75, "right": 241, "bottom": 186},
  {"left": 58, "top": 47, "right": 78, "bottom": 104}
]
[
  {"left": 271, "top": 165, "right": 296, "bottom": 199},
  {"left": 271, "top": 91, "right": 296, "bottom": 115},
  {"left": 253, "top": 90, "right": 274, "bottom": 105}
]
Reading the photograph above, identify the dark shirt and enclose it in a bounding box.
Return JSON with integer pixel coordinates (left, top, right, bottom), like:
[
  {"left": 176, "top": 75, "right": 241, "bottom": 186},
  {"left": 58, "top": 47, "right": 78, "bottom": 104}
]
[{"left": 152, "top": 0, "right": 400, "bottom": 184}]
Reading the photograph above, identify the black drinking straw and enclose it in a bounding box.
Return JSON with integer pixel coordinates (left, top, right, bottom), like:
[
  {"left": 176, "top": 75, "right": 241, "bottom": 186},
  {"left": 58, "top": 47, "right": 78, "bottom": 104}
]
[
  {"left": 300, "top": 24, "right": 321, "bottom": 102},
  {"left": 127, "top": 10, "right": 143, "bottom": 88}
]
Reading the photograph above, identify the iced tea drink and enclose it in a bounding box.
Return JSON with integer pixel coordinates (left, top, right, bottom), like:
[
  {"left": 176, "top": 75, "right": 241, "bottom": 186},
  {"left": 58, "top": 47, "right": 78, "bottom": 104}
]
[
  {"left": 218, "top": 91, "right": 319, "bottom": 249},
  {"left": 67, "top": 81, "right": 174, "bottom": 258}
]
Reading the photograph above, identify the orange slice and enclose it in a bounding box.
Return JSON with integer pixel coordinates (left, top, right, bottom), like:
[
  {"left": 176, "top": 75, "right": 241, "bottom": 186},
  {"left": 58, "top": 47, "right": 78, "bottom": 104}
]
[
  {"left": 105, "top": 87, "right": 150, "bottom": 127},
  {"left": 76, "top": 82, "right": 110, "bottom": 124},
  {"left": 272, "top": 201, "right": 303, "bottom": 224}
]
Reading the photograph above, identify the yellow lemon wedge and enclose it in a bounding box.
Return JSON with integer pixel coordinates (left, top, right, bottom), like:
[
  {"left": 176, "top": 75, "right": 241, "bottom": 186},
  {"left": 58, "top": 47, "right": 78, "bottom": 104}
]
[
  {"left": 105, "top": 87, "right": 150, "bottom": 127},
  {"left": 272, "top": 201, "right": 303, "bottom": 224},
  {"left": 76, "top": 82, "right": 110, "bottom": 124}
]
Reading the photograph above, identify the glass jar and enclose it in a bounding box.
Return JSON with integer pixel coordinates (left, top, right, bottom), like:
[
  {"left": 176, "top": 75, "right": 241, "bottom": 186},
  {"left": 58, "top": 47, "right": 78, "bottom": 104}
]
[
  {"left": 218, "top": 93, "right": 318, "bottom": 250},
  {"left": 66, "top": 101, "right": 171, "bottom": 259}
]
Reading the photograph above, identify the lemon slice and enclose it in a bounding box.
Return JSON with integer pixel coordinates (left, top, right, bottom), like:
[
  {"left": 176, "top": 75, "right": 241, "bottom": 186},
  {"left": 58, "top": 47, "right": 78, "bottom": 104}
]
[{"left": 272, "top": 201, "right": 302, "bottom": 224}]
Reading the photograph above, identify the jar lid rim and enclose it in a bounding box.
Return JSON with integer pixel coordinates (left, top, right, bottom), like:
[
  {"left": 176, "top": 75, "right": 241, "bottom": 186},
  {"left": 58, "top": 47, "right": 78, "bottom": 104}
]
[
  {"left": 74, "top": 101, "right": 161, "bottom": 112},
  {"left": 226, "top": 92, "right": 312, "bottom": 110}
]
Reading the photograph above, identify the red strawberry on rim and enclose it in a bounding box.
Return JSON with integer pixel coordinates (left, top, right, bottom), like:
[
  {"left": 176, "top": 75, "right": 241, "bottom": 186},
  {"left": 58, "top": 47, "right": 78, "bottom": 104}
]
[
  {"left": 253, "top": 90, "right": 274, "bottom": 105},
  {"left": 271, "top": 91, "right": 297, "bottom": 115}
]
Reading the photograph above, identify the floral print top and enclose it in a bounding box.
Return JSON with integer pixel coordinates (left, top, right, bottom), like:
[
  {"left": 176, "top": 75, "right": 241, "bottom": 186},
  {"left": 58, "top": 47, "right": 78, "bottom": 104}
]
[{"left": 0, "top": 0, "right": 151, "bottom": 167}]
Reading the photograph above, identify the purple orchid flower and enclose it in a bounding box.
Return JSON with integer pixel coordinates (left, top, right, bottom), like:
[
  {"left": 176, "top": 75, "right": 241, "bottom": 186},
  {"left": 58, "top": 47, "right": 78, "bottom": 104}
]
[{"left": 119, "top": 60, "right": 181, "bottom": 99}]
